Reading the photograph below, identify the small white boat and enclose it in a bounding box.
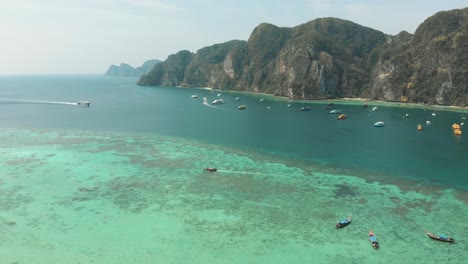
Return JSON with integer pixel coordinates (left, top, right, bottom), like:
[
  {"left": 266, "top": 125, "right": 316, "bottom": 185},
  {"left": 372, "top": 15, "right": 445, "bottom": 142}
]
[
  {"left": 287, "top": 104, "right": 291, "bottom": 108},
  {"left": 217, "top": 93, "right": 221, "bottom": 97},
  {"left": 191, "top": 95, "right": 198, "bottom": 98},
  {"left": 329, "top": 109, "right": 341, "bottom": 114},
  {"left": 238, "top": 105, "right": 246, "bottom": 110},
  {"left": 372, "top": 107, "right": 378, "bottom": 111},
  {"left": 374, "top": 121, "right": 385, "bottom": 127},
  {"left": 431, "top": 112, "right": 436, "bottom": 116},
  {"left": 77, "top": 100, "right": 90, "bottom": 106},
  {"left": 260, "top": 98, "right": 264, "bottom": 102},
  {"left": 235, "top": 97, "right": 240, "bottom": 101},
  {"left": 426, "top": 120, "right": 431, "bottom": 125},
  {"left": 212, "top": 99, "right": 224, "bottom": 105},
  {"left": 403, "top": 113, "right": 409, "bottom": 118}
]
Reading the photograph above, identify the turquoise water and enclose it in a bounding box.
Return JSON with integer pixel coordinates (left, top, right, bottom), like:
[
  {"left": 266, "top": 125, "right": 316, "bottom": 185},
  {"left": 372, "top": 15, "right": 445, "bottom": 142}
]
[{"left": 0, "top": 75, "right": 467, "bottom": 263}]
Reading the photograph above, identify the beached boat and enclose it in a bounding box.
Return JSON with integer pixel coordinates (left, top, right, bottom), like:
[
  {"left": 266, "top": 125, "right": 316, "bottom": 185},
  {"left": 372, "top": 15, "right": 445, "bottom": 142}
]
[
  {"left": 77, "top": 100, "right": 90, "bottom": 106},
  {"left": 329, "top": 109, "right": 341, "bottom": 114},
  {"left": 337, "top": 114, "right": 347, "bottom": 120},
  {"left": 336, "top": 215, "right": 352, "bottom": 228},
  {"left": 426, "top": 231, "right": 455, "bottom": 243},
  {"left": 204, "top": 168, "right": 217, "bottom": 172},
  {"left": 212, "top": 99, "right": 224, "bottom": 105},
  {"left": 300, "top": 107, "right": 311, "bottom": 111},
  {"left": 369, "top": 230, "right": 379, "bottom": 249},
  {"left": 238, "top": 105, "right": 246, "bottom": 110},
  {"left": 374, "top": 121, "right": 385, "bottom": 127}
]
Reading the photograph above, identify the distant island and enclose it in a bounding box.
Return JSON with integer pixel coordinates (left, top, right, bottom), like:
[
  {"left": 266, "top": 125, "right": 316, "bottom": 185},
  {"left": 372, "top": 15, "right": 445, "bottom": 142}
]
[
  {"left": 105, "top": 59, "right": 161, "bottom": 77},
  {"left": 138, "top": 7, "right": 468, "bottom": 107}
]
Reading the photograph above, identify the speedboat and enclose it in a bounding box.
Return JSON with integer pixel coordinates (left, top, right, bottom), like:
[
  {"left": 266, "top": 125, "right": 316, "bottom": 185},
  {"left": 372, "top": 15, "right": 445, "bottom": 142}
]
[
  {"left": 204, "top": 167, "right": 217, "bottom": 172},
  {"left": 329, "top": 109, "right": 341, "bottom": 114},
  {"left": 374, "top": 121, "right": 385, "bottom": 127},
  {"left": 212, "top": 99, "right": 224, "bottom": 105},
  {"left": 336, "top": 215, "right": 352, "bottom": 229},
  {"left": 77, "top": 101, "right": 90, "bottom": 106},
  {"left": 426, "top": 231, "right": 455, "bottom": 243},
  {"left": 369, "top": 230, "right": 379, "bottom": 249}
]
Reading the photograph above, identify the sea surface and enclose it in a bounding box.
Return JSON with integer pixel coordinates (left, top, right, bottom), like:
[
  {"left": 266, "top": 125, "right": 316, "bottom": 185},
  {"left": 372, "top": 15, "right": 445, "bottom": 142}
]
[{"left": 0, "top": 75, "right": 466, "bottom": 263}]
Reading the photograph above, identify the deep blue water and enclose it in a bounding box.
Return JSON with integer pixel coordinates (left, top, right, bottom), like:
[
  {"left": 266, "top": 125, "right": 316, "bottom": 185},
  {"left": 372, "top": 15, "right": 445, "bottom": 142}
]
[{"left": 0, "top": 75, "right": 467, "bottom": 189}]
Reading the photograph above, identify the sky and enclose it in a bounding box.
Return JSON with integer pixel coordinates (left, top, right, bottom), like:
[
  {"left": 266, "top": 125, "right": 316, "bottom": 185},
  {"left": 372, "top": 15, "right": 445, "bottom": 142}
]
[{"left": 0, "top": 0, "right": 467, "bottom": 75}]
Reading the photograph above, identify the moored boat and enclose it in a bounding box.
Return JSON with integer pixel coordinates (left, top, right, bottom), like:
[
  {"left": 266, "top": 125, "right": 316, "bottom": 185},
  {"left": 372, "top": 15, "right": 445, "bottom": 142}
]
[
  {"left": 191, "top": 95, "right": 198, "bottom": 98},
  {"left": 336, "top": 215, "right": 352, "bottom": 228},
  {"left": 374, "top": 121, "right": 385, "bottom": 127},
  {"left": 300, "top": 107, "right": 311, "bottom": 111},
  {"left": 204, "top": 167, "right": 217, "bottom": 172},
  {"left": 369, "top": 230, "right": 379, "bottom": 249},
  {"left": 238, "top": 105, "right": 246, "bottom": 110},
  {"left": 337, "top": 114, "right": 347, "bottom": 120},
  {"left": 426, "top": 231, "right": 455, "bottom": 243},
  {"left": 417, "top": 124, "right": 422, "bottom": 131},
  {"left": 329, "top": 109, "right": 341, "bottom": 114}
]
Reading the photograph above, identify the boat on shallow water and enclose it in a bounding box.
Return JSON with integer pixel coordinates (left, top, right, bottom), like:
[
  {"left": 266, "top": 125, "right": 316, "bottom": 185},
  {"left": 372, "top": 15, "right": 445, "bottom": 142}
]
[
  {"left": 369, "top": 230, "right": 379, "bottom": 249},
  {"left": 238, "top": 105, "right": 246, "bottom": 110},
  {"left": 336, "top": 215, "right": 352, "bottom": 228},
  {"left": 329, "top": 109, "right": 341, "bottom": 114},
  {"left": 77, "top": 101, "right": 90, "bottom": 106},
  {"left": 426, "top": 232, "right": 455, "bottom": 242},
  {"left": 204, "top": 167, "right": 217, "bottom": 172}
]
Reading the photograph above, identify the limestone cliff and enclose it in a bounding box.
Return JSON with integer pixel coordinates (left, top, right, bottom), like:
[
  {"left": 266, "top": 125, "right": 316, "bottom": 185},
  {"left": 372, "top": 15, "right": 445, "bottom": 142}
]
[
  {"left": 138, "top": 8, "right": 468, "bottom": 106},
  {"left": 106, "top": 59, "right": 161, "bottom": 77}
]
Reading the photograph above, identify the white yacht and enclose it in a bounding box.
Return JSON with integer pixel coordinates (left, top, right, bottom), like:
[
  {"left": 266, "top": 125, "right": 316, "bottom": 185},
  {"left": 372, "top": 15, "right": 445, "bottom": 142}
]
[
  {"left": 212, "top": 99, "right": 224, "bottom": 105},
  {"left": 77, "top": 101, "right": 90, "bottom": 106}
]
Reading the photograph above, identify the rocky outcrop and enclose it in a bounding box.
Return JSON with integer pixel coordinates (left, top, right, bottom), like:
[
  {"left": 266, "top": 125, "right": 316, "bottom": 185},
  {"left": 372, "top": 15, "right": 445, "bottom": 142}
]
[
  {"left": 138, "top": 8, "right": 468, "bottom": 106},
  {"left": 106, "top": 59, "right": 161, "bottom": 77}
]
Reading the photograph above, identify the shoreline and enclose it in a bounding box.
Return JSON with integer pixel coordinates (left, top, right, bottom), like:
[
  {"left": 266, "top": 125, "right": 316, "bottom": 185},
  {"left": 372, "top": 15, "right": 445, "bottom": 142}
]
[{"left": 184, "top": 85, "right": 468, "bottom": 113}]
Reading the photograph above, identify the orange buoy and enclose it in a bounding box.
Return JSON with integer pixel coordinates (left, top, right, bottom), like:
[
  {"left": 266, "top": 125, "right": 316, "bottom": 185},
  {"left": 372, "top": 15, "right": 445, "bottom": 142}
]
[{"left": 452, "top": 123, "right": 461, "bottom": 130}]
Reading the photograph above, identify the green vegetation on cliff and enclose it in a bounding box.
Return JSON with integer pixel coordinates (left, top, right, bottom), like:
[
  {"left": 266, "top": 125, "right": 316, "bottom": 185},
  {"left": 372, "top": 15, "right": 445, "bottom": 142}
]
[{"left": 138, "top": 8, "right": 468, "bottom": 106}]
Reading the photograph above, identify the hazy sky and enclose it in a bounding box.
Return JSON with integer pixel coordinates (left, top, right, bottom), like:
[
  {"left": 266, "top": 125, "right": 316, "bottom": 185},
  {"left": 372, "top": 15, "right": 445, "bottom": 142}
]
[{"left": 1, "top": 0, "right": 467, "bottom": 75}]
